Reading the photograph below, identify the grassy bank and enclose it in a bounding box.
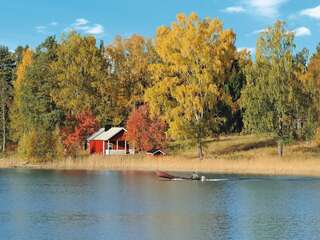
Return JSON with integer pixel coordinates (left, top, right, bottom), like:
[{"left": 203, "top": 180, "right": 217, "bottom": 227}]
[{"left": 1, "top": 134, "right": 320, "bottom": 177}]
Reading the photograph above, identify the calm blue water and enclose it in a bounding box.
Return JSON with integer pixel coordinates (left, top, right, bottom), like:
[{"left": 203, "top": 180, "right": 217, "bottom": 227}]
[{"left": 0, "top": 169, "right": 320, "bottom": 240}]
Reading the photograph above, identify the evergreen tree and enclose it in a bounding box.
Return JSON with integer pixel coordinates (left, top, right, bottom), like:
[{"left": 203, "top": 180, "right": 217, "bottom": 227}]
[
  {"left": 0, "top": 46, "right": 15, "bottom": 152},
  {"left": 17, "top": 37, "right": 63, "bottom": 160},
  {"left": 14, "top": 45, "right": 29, "bottom": 65},
  {"left": 221, "top": 50, "right": 251, "bottom": 133}
]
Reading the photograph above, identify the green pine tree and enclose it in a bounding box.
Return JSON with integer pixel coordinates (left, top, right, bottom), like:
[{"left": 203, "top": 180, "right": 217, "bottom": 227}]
[{"left": 0, "top": 46, "right": 15, "bottom": 153}]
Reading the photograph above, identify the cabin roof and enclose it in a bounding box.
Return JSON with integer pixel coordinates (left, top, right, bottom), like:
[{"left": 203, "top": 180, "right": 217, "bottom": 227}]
[
  {"left": 88, "top": 127, "right": 127, "bottom": 141},
  {"left": 87, "top": 128, "right": 105, "bottom": 141}
]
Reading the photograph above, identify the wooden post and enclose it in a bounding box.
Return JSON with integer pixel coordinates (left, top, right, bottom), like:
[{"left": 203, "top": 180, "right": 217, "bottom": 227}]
[
  {"left": 102, "top": 141, "right": 105, "bottom": 155},
  {"left": 108, "top": 140, "right": 110, "bottom": 155},
  {"left": 124, "top": 140, "right": 127, "bottom": 154},
  {"left": 116, "top": 140, "right": 119, "bottom": 150}
]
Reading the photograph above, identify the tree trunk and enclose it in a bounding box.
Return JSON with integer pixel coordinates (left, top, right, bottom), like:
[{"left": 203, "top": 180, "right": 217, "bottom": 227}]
[
  {"left": 197, "top": 139, "right": 203, "bottom": 160},
  {"left": 277, "top": 140, "right": 283, "bottom": 157},
  {"left": 277, "top": 118, "right": 284, "bottom": 157}
]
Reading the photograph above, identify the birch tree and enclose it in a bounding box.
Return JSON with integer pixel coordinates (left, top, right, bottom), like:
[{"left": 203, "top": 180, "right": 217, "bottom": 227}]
[
  {"left": 145, "top": 13, "right": 237, "bottom": 159},
  {"left": 241, "top": 21, "right": 310, "bottom": 156},
  {"left": 104, "top": 35, "right": 157, "bottom": 125},
  {"left": 302, "top": 44, "right": 320, "bottom": 142},
  {"left": 51, "top": 32, "right": 106, "bottom": 116}
]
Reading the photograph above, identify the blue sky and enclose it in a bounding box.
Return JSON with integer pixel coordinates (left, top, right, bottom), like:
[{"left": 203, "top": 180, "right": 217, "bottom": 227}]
[{"left": 1, "top": 0, "right": 320, "bottom": 54}]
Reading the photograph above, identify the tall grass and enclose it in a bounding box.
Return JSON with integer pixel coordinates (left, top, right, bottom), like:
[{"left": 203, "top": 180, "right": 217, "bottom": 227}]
[{"left": 1, "top": 134, "right": 320, "bottom": 177}]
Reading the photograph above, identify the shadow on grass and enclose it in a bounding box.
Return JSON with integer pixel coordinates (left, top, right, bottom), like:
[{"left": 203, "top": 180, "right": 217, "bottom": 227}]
[
  {"left": 211, "top": 138, "right": 277, "bottom": 155},
  {"left": 202, "top": 137, "right": 232, "bottom": 145}
]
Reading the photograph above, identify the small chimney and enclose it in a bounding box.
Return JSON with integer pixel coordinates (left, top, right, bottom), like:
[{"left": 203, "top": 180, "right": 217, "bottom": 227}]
[{"left": 104, "top": 124, "right": 112, "bottom": 131}]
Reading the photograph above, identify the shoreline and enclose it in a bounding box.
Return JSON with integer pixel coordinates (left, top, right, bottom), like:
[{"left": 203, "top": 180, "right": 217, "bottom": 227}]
[
  {"left": 1, "top": 134, "right": 320, "bottom": 178},
  {"left": 1, "top": 154, "right": 320, "bottom": 178}
]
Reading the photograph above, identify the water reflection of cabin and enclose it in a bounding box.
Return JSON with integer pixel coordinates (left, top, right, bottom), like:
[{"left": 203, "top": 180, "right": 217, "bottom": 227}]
[{"left": 87, "top": 127, "right": 133, "bottom": 155}]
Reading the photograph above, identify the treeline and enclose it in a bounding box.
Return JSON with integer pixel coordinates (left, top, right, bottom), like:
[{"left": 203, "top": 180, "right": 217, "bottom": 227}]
[{"left": 0, "top": 13, "right": 319, "bottom": 160}]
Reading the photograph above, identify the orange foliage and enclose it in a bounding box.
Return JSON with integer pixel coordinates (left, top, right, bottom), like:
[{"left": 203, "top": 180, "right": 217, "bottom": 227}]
[
  {"left": 127, "top": 105, "right": 166, "bottom": 151},
  {"left": 61, "top": 111, "right": 98, "bottom": 155}
]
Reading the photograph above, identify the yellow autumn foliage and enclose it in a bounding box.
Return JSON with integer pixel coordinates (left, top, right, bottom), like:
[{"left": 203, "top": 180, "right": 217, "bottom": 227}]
[
  {"left": 10, "top": 49, "right": 32, "bottom": 141},
  {"left": 18, "top": 128, "right": 63, "bottom": 162},
  {"left": 50, "top": 32, "right": 106, "bottom": 115},
  {"left": 145, "top": 13, "right": 237, "bottom": 158},
  {"left": 104, "top": 35, "right": 157, "bottom": 125}
]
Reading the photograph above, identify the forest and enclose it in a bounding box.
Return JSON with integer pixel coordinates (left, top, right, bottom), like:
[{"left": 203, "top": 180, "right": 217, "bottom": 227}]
[{"left": 0, "top": 13, "right": 320, "bottom": 161}]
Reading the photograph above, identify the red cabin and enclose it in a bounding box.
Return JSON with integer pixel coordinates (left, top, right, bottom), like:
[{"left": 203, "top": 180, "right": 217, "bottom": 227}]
[{"left": 87, "top": 127, "right": 132, "bottom": 155}]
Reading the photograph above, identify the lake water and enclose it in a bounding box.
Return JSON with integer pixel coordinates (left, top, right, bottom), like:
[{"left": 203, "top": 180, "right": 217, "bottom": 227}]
[{"left": 0, "top": 169, "right": 320, "bottom": 240}]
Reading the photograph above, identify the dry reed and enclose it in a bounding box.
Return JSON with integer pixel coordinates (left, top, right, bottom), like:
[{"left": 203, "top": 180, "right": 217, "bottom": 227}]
[{"left": 1, "top": 134, "right": 320, "bottom": 177}]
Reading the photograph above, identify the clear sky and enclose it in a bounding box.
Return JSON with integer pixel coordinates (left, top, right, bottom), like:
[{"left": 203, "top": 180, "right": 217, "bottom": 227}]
[{"left": 1, "top": 0, "right": 320, "bottom": 54}]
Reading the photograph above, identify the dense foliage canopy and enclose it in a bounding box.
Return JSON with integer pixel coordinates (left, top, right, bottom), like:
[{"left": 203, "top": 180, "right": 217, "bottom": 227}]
[
  {"left": 145, "top": 13, "right": 237, "bottom": 158},
  {"left": 241, "top": 21, "right": 313, "bottom": 155},
  {"left": 0, "top": 13, "right": 319, "bottom": 160}
]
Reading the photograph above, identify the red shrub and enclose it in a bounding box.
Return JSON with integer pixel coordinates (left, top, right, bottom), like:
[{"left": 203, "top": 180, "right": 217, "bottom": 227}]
[
  {"left": 127, "top": 105, "right": 166, "bottom": 151},
  {"left": 61, "top": 111, "right": 98, "bottom": 155}
]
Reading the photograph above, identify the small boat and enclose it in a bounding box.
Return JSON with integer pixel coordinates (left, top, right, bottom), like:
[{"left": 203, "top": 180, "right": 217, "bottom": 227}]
[
  {"left": 156, "top": 171, "right": 196, "bottom": 180},
  {"left": 156, "top": 171, "right": 175, "bottom": 179},
  {"left": 156, "top": 171, "right": 229, "bottom": 182}
]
